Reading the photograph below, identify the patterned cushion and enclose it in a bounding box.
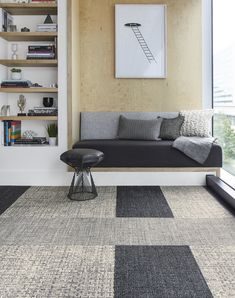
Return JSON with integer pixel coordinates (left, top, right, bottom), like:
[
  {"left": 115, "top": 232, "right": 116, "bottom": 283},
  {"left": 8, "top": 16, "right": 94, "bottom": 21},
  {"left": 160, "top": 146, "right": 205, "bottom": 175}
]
[
  {"left": 180, "top": 110, "right": 214, "bottom": 137},
  {"left": 159, "top": 116, "right": 184, "bottom": 140},
  {"left": 117, "top": 115, "right": 162, "bottom": 140}
]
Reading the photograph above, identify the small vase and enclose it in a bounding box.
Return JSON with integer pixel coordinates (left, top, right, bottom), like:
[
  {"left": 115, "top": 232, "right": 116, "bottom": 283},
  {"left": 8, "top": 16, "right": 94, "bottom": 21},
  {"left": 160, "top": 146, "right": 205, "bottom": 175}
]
[
  {"left": 49, "top": 137, "right": 57, "bottom": 146},
  {"left": 11, "top": 72, "right": 21, "bottom": 80}
]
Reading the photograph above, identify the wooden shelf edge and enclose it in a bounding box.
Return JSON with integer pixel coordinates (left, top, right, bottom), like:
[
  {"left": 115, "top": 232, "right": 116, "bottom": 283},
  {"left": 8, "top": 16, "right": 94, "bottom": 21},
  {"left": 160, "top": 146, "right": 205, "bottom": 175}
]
[
  {"left": 0, "top": 3, "right": 57, "bottom": 15},
  {"left": 0, "top": 116, "right": 58, "bottom": 121},
  {"left": 0, "top": 59, "right": 58, "bottom": 67},
  {"left": 0, "top": 32, "right": 57, "bottom": 41},
  {"left": 0, "top": 88, "right": 58, "bottom": 93}
]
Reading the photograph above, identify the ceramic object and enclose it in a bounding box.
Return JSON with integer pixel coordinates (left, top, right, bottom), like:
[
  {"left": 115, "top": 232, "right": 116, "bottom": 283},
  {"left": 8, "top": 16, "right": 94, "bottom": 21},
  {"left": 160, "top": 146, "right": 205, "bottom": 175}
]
[
  {"left": 11, "top": 72, "right": 21, "bottom": 80},
  {"left": 49, "top": 137, "right": 57, "bottom": 146}
]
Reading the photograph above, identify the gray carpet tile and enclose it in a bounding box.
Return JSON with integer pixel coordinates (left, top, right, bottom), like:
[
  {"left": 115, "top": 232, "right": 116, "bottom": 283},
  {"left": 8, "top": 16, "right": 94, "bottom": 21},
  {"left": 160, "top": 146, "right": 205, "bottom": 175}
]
[
  {"left": 0, "top": 186, "right": 30, "bottom": 215},
  {"left": 191, "top": 246, "right": 235, "bottom": 298},
  {"left": 114, "top": 245, "right": 213, "bottom": 298},
  {"left": 2, "top": 186, "right": 116, "bottom": 219},
  {"left": 0, "top": 245, "right": 114, "bottom": 298},
  {"left": 0, "top": 217, "right": 234, "bottom": 246},
  {"left": 116, "top": 186, "right": 173, "bottom": 218},
  {"left": 161, "top": 186, "right": 233, "bottom": 218}
]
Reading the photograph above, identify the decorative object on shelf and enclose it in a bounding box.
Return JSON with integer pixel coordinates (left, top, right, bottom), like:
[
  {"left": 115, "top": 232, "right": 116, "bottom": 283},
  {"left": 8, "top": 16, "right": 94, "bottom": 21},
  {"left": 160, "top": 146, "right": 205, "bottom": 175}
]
[
  {"left": 115, "top": 4, "right": 167, "bottom": 78},
  {"left": 11, "top": 43, "right": 18, "bottom": 60},
  {"left": 43, "top": 97, "right": 54, "bottom": 107},
  {"left": 32, "top": 83, "right": 42, "bottom": 87},
  {"left": 8, "top": 24, "right": 17, "bottom": 32},
  {"left": 50, "top": 83, "right": 58, "bottom": 88},
  {"left": 17, "top": 94, "right": 27, "bottom": 116},
  {"left": 44, "top": 14, "right": 53, "bottom": 24},
  {"left": 17, "top": 1, "right": 29, "bottom": 3},
  {"left": 21, "top": 27, "right": 30, "bottom": 32},
  {"left": 22, "top": 130, "right": 37, "bottom": 139},
  {"left": 1, "top": 105, "right": 10, "bottom": 116},
  {"left": 46, "top": 123, "right": 57, "bottom": 146},
  {"left": 11, "top": 68, "right": 22, "bottom": 80}
]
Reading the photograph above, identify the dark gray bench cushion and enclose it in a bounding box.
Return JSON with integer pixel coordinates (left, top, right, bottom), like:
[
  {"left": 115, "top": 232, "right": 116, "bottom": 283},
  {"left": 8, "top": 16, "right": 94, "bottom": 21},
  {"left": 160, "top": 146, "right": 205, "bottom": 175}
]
[{"left": 73, "top": 140, "right": 222, "bottom": 168}]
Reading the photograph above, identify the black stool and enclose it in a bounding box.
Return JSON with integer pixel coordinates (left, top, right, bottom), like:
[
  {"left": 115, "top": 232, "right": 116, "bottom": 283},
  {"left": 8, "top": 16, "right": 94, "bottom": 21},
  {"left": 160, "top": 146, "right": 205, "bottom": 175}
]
[{"left": 60, "top": 149, "right": 104, "bottom": 201}]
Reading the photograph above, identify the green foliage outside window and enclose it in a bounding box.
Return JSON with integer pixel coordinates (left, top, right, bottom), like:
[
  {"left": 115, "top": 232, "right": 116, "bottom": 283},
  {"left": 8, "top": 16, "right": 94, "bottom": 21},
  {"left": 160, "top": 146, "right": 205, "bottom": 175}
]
[{"left": 214, "top": 113, "right": 235, "bottom": 175}]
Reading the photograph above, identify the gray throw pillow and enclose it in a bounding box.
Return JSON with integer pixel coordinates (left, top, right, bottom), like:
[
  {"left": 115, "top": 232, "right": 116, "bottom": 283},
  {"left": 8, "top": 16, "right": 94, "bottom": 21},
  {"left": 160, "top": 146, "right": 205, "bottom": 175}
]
[
  {"left": 117, "top": 115, "right": 163, "bottom": 140},
  {"left": 159, "top": 115, "right": 184, "bottom": 140}
]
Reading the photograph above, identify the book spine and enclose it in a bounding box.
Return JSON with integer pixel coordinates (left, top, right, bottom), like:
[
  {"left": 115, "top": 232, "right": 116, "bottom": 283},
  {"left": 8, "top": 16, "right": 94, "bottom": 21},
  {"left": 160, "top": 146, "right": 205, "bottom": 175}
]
[
  {"left": 4, "top": 121, "right": 8, "bottom": 146},
  {"left": 1, "top": 121, "right": 4, "bottom": 145},
  {"left": 8, "top": 121, "right": 11, "bottom": 146}
]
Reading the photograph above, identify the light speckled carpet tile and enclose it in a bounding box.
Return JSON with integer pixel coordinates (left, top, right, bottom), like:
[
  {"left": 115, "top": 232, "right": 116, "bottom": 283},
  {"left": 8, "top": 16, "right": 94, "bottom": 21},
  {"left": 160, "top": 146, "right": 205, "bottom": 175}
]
[
  {"left": 191, "top": 246, "right": 235, "bottom": 298},
  {"left": 0, "top": 186, "right": 234, "bottom": 297},
  {"left": 161, "top": 186, "right": 233, "bottom": 218},
  {"left": 0, "top": 245, "right": 114, "bottom": 298},
  {"left": 1, "top": 186, "right": 116, "bottom": 219}
]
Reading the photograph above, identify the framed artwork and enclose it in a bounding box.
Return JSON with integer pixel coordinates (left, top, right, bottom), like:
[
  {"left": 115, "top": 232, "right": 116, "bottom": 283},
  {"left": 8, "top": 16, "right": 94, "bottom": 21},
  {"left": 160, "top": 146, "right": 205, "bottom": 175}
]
[{"left": 115, "top": 4, "right": 167, "bottom": 78}]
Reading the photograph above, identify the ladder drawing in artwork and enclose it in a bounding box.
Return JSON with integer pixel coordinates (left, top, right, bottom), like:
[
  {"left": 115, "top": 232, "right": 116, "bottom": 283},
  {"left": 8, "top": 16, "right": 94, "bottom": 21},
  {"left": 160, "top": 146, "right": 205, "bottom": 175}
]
[{"left": 125, "top": 23, "right": 157, "bottom": 64}]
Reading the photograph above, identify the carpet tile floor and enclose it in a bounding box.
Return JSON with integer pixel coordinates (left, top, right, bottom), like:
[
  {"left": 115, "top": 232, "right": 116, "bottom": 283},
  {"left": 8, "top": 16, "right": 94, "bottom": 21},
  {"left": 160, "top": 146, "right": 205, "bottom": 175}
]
[{"left": 0, "top": 186, "right": 234, "bottom": 297}]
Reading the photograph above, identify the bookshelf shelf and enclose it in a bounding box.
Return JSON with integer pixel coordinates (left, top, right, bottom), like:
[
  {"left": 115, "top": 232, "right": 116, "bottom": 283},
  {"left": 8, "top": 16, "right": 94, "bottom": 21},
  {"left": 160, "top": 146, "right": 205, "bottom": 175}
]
[
  {"left": 0, "top": 116, "right": 58, "bottom": 121},
  {"left": 0, "top": 32, "right": 57, "bottom": 42},
  {"left": 0, "top": 87, "right": 58, "bottom": 93},
  {"left": 0, "top": 59, "right": 58, "bottom": 67},
  {"left": 0, "top": 3, "right": 57, "bottom": 15}
]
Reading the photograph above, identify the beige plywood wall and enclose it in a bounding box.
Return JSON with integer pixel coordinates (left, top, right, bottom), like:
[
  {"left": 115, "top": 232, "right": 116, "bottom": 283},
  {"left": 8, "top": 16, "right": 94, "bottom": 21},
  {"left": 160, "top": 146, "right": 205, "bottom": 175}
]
[{"left": 78, "top": 0, "right": 202, "bottom": 112}]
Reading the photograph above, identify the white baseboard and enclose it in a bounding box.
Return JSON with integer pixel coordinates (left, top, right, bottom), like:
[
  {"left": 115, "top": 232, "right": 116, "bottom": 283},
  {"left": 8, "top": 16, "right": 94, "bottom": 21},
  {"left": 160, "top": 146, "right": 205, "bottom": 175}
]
[{"left": 0, "top": 170, "right": 217, "bottom": 186}]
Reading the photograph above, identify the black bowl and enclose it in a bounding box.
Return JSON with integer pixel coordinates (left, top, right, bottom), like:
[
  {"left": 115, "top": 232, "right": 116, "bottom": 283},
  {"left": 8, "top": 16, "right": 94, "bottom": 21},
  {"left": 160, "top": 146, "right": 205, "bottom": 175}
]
[{"left": 43, "top": 97, "right": 54, "bottom": 108}]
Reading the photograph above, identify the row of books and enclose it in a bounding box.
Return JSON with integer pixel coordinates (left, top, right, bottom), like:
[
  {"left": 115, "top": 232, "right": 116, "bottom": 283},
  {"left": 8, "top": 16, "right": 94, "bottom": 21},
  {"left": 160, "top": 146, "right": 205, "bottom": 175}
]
[
  {"left": 1, "top": 120, "right": 48, "bottom": 146},
  {"left": 1, "top": 80, "right": 32, "bottom": 88},
  {"left": 27, "top": 44, "right": 56, "bottom": 60},
  {"left": 28, "top": 107, "right": 58, "bottom": 116},
  {"left": 2, "top": 120, "right": 21, "bottom": 146},
  {"left": 0, "top": 8, "right": 13, "bottom": 32}
]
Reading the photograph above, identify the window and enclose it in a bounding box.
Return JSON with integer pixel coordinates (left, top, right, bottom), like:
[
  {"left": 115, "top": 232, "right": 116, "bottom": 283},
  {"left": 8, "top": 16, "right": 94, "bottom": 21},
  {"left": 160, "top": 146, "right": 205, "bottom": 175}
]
[{"left": 213, "top": 0, "right": 235, "bottom": 176}]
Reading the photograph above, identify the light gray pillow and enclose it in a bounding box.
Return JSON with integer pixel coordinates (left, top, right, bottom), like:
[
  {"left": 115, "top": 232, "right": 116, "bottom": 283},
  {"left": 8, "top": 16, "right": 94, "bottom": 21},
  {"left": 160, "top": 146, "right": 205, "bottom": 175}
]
[
  {"left": 117, "top": 115, "right": 163, "bottom": 140},
  {"left": 159, "top": 115, "right": 184, "bottom": 140},
  {"left": 180, "top": 110, "right": 213, "bottom": 137}
]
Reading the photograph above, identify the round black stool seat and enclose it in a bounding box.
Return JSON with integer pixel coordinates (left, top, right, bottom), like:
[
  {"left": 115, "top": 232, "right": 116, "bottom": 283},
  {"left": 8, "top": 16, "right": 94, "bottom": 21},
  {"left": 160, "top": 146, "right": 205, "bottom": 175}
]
[
  {"left": 60, "top": 148, "right": 104, "bottom": 201},
  {"left": 60, "top": 148, "right": 104, "bottom": 169}
]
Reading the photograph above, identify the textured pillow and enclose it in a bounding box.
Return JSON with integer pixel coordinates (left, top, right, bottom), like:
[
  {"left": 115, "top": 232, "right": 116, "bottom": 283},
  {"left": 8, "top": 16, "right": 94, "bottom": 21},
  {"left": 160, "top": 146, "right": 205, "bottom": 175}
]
[
  {"left": 117, "top": 115, "right": 163, "bottom": 140},
  {"left": 159, "top": 115, "right": 184, "bottom": 140},
  {"left": 180, "top": 110, "right": 213, "bottom": 137}
]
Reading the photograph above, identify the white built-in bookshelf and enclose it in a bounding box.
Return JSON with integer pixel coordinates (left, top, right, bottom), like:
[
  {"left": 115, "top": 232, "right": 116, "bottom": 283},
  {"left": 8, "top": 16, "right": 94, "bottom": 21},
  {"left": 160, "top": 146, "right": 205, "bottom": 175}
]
[{"left": 0, "top": 2, "right": 58, "bottom": 147}]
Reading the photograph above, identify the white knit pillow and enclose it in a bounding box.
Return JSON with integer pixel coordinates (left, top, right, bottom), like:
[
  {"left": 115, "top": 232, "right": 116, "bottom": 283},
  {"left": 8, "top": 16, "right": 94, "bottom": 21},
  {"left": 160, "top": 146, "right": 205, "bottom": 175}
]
[{"left": 180, "top": 110, "right": 213, "bottom": 137}]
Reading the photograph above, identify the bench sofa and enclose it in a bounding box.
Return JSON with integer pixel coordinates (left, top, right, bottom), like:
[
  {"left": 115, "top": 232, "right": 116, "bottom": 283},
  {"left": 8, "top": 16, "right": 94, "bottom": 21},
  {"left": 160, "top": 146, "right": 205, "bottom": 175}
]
[{"left": 73, "top": 112, "right": 222, "bottom": 176}]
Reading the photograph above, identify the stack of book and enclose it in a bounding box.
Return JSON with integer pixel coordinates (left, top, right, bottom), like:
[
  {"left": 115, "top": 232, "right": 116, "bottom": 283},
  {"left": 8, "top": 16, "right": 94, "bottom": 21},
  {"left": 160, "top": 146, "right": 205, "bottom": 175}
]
[
  {"left": 2, "top": 120, "right": 21, "bottom": 146},
  {"left": 1, "top": 80, "right": 32, "bottom": 88},
  {"left": 31, "top": 0, "right": 56, "bottom": 3},
  {"left": 14, "top": 137, "right": 48, "bottom": 146},
  {"left": 37, "top": 23, "right": 57, "bottom": 32},
  {"left": 28, "top": 107, "right": 58, "bottom": 116},
  {"left": 26, "top": 44, "right": 55, "bottom": 60}
]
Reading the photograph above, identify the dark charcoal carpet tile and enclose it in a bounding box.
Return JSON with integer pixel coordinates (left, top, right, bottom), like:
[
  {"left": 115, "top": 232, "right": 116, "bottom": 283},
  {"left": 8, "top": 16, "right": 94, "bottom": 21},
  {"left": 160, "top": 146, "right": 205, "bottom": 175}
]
[
  {"left": 114, "top": 245, "right": 213, "bottom": 298},
  {"left": 116, "top": 186, "right": 173, "bottom": 218},
  {"left": 0, "top": 186, "right": 30, "bottom": 215}
]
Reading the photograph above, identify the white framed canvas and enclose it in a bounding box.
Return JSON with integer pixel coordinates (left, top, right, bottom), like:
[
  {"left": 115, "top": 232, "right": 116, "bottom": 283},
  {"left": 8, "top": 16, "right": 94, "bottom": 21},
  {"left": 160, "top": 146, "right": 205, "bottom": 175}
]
[{"left": 115, "top": 4, "right": 167, "bottom": 78}]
